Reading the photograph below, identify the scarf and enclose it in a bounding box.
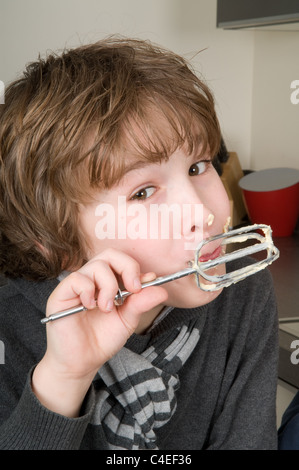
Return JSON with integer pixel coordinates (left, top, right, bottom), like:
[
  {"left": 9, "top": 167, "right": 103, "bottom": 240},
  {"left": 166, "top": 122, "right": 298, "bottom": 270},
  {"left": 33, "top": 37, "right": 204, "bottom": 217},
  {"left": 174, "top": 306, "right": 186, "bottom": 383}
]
[{"left": 91, "top": 316, "right": 203, "bottom": 450}]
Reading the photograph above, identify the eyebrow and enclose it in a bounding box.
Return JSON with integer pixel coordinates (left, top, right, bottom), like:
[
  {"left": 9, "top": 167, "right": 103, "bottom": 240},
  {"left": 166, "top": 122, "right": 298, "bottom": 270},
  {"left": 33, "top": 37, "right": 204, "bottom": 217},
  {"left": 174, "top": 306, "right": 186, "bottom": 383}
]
[
  {"left": 118, "top": 135, "right": 207, "bottom": 179},
  {"left": 120, "top": 147, "right": 209, "bottom": 178},
  {"left": 121, "top": 159, "right": 160, "bottom": 177}
]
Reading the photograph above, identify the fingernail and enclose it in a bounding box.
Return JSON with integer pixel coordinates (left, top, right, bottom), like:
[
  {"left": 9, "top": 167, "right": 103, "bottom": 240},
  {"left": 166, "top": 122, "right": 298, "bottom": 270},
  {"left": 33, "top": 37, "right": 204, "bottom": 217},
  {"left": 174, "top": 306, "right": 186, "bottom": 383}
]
[
  {"left": 106, "top": 300, "right": 114, "bottom": 312},
  {"left": 134, "top": 278, "right": 142, "bottom": 290}
]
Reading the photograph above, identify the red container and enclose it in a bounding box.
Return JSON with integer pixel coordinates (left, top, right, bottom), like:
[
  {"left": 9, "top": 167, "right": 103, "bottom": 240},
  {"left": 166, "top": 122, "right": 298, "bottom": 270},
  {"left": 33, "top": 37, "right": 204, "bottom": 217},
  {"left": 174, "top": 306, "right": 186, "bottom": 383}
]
[{"left": 239, "top": 168, "right": 299, "bottom": 237}]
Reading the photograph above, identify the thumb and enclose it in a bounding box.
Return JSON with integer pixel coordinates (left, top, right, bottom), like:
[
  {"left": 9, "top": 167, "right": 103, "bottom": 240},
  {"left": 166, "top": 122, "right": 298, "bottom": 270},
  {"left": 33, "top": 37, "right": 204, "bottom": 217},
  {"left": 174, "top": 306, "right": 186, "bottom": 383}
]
[{"left": 117, "top": 285, "right": 168, "bottom": 327}]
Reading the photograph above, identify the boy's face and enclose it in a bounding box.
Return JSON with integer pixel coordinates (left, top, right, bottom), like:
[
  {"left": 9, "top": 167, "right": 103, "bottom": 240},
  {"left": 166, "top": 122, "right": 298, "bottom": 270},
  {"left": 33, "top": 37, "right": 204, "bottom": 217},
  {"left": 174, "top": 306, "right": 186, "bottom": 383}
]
[{"left": 78, "top": 144, "right": 231, "bottom": 309}]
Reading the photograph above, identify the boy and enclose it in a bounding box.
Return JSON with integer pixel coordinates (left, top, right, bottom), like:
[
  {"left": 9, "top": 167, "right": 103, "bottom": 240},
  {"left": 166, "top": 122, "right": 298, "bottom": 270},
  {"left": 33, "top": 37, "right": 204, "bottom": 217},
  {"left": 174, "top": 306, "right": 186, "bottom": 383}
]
[{"left": 0, "top": 37, "right": 278, "bottom": 450}]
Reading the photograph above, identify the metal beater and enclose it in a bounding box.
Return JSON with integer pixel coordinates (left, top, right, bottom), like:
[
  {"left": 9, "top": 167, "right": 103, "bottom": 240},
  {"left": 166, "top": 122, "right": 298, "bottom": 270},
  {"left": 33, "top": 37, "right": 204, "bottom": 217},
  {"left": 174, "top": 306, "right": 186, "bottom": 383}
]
[{"left": 41, "top": 224, "right": 279, "bottom": 324}]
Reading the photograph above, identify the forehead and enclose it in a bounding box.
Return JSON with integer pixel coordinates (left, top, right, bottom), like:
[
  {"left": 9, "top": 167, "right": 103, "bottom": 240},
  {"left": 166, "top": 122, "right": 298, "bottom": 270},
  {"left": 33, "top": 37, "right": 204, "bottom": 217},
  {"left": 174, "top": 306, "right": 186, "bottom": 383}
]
[
  {"left": 117, "top": 111, "right": 205, "bottom": 172},
  {"left": 82, "top": 101, "right": 212, "bottom": 201}
]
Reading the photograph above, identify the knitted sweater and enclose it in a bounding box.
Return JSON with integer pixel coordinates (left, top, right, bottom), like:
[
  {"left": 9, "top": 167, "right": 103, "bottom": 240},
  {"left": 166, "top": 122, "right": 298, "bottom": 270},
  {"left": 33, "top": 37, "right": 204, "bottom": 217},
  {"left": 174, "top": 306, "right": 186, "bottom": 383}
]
[{"left": 0, "top": 259, "right": 278, "bottom": 449}]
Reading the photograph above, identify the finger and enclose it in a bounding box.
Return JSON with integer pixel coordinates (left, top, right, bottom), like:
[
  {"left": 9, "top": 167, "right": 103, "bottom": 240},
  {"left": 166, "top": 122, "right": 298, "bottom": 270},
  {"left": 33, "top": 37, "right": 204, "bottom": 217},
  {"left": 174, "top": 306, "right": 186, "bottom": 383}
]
[
  {"left": 90, "top": 249, "right": 143, "bottom": 294},
  {"left": 140, "top": 272, "right": 157, "bottom": 283},
  {"left": 78, "top": 260, "right": 119, "bottom": 313},
  {"left": 47, "top": 271, "right": 97, "bottom": 316},
  {"left": 117, "top": 285, "right": 168, "bottom": 333}
]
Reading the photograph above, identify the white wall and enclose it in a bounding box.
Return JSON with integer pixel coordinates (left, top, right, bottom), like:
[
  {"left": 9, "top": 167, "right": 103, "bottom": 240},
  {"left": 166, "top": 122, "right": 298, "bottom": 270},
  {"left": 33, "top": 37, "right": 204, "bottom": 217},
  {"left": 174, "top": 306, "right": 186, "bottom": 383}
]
[
  {"left": 0, "top": 0, "right": 255, "bottom": 168},
  {"left": 251, "top": 31, "right": 299, "bottom": 171},
  {"left": 2, "top": 0, "right": 298, "bottom": 171}
]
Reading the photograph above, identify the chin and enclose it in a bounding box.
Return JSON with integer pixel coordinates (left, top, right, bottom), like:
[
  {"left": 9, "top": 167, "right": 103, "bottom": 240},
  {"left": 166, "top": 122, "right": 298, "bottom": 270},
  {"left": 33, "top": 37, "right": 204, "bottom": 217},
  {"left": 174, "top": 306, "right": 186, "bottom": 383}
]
[
  {"left": 163, "top": 263, "right": 226, "bottom": 309},
  {"left": 165, "top": 280, "right": 223, "bottom": 309}
]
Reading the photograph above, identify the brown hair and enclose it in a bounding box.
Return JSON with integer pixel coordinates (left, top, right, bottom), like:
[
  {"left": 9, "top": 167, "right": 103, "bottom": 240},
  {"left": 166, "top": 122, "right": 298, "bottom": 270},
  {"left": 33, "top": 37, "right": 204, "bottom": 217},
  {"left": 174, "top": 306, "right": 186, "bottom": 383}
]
[{"left": 0, "top": 37, "right": 221, "bottom": 280}]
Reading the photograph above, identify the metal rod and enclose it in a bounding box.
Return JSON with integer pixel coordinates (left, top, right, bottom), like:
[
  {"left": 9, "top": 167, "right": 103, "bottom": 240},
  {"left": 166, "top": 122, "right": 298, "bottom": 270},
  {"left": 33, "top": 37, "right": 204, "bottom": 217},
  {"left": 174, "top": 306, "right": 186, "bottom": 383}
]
[
  {"left": 41, "top": 267, "right": 197, "bottom": 323},
  {"left": 41, "top": 305, "right": 88, "bottom": 324}
]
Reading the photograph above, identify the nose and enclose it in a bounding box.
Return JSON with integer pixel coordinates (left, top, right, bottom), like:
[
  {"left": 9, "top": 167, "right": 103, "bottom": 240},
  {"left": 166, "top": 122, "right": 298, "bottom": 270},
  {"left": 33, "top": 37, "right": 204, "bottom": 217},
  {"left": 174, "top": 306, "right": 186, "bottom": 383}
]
[{"left": 176, "top": 180, "right": 214, "bottom": 244}]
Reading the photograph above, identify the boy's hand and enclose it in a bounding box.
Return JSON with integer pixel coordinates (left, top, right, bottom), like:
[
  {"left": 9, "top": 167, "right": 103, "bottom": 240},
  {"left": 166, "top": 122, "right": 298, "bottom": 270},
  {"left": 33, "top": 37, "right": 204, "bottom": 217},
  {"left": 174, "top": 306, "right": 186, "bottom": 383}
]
[{"left": 32, "top": 249, "right": 168, "bottom": 417}]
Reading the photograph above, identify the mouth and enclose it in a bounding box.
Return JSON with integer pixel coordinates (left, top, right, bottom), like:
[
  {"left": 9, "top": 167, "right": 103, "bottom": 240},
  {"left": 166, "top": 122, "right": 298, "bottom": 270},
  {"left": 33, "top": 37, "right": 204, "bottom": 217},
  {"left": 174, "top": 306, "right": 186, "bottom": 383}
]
[
  {"left": 185, "top": 244, "right": 224, "bottom": 270},
  {"left": 198, "top": 245, "right": 223, "bottom": 263}
]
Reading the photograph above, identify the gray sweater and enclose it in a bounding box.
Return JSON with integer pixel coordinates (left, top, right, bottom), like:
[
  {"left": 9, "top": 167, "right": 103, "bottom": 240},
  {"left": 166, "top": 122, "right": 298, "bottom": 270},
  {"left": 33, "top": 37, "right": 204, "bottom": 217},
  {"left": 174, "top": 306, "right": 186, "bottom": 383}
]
[{"left": 0, "top": 259, "right": 278, "bottom": 449}]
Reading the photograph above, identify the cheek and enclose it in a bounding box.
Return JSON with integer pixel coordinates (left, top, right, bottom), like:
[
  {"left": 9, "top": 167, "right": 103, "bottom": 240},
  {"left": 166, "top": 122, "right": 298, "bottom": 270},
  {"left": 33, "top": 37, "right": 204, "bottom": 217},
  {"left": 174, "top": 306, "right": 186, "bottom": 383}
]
[
  {"left": 210, "top": 179, "right": 231, "bottom": 224},
  {"left": 78, "top": 200, "right": 171, "bottom": 269},
  {"left": 123, "top": 238, "right": 171, "bottom": 274}
]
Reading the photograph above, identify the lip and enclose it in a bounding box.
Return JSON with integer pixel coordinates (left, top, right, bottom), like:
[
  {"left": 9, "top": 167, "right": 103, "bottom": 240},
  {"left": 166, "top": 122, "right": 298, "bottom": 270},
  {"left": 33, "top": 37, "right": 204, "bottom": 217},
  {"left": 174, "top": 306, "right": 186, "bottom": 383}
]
[{"left": 198, "top": 245, "right": 222, "bottom": 263}]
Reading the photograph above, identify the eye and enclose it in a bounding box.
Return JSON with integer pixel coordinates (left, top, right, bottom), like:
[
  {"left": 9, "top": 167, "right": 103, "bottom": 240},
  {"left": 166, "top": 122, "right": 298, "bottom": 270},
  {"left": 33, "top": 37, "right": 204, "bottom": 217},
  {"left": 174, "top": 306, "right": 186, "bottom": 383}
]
[
  {"left": 189, "top": 160, "right": 209, "bottom": 176},
  {"left": 130, "top": 186, "right": 156, "bottom": 201}
]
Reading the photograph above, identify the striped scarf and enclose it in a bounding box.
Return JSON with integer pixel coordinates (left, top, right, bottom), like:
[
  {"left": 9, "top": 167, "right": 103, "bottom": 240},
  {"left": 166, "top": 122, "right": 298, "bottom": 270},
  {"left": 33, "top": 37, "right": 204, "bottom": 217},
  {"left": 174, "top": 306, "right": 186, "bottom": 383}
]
[{"left": 91, "top": 317, "right": 202, "bottom": 450}]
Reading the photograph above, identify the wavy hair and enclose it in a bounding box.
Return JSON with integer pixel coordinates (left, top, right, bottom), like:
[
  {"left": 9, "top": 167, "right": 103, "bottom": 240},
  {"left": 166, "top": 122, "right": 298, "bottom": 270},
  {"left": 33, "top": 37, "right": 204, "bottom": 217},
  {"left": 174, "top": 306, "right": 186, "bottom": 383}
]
[{"left": 0, "top": 37, "right": 221, "bottom": 280}]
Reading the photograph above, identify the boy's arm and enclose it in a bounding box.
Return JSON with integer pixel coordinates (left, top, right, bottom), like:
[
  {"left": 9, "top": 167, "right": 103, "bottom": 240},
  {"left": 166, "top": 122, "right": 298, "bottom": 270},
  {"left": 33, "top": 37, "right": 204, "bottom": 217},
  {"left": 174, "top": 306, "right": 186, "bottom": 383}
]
[
  {"left": 0, "top": 295, "right": 95, "bottom": 450},
  {"left": 0, "top": 249, "right": 167, "bottom": 449},
  {"left": 31, "top": 250, "right": 167, "bottom": 420},
  {"left": 0, "top": 367, "right": 95, "bottom": 450}
]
